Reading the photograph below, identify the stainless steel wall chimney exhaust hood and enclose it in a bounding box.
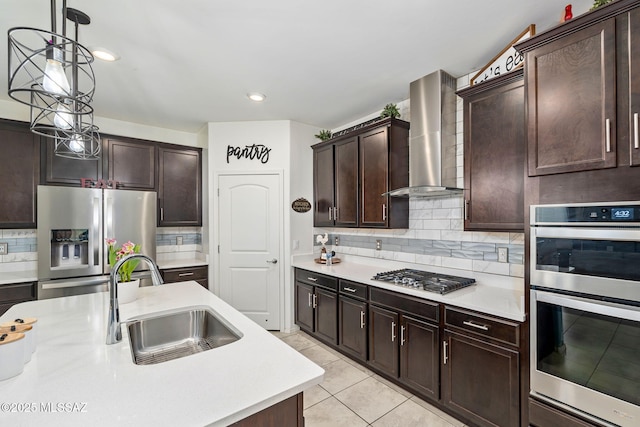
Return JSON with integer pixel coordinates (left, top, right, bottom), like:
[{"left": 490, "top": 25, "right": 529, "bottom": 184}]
[{"left": 386, "top": 70, "right": 462, "bottom": 198}]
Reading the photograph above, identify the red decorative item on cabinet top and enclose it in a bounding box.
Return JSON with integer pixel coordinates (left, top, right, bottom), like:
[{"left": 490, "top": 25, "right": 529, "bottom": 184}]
[{"left": 564, "top": 4, "right": 573, "bottom": 22}]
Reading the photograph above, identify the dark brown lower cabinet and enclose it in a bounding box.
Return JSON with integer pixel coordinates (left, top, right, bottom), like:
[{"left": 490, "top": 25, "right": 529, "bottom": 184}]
[
  {"left": 399, "top": 315, "right": 439, "bottom": 401},
  {"left": 160, "top": 265, "right": 208, "bottom": 289},
  {"left": 314, "top": 287, "right": 338, "bottom": 345},
  {"left": 368, "top": 305, "right": 399, "bottom": 377},
  {"left": 0, "top": 282, "right": 37, "bottom": 315},
  {"left": 442, "top": 331, "right": 520, "bottom": 427},
  {"left": 294, "top": 279, "right": 338, "bottom": 345},
  {"left": 338, "top": 295, "right": 367, "bottom": 361},
  {"left": 230, "top": 392, "right": 303, "bottom": 427},
  {"left": 368, "top": 305, "right": 440, "bottom": 400}
]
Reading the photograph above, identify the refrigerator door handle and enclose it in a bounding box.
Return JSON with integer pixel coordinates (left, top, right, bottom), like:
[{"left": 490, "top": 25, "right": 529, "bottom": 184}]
[{"left": 93, "top": 196, "right": 101, "bottom": 266}]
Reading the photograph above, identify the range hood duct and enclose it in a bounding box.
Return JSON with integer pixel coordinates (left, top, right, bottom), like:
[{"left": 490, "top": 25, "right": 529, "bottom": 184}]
[{"left": 386, "top": 70, "right": 462, "bottom": 198}]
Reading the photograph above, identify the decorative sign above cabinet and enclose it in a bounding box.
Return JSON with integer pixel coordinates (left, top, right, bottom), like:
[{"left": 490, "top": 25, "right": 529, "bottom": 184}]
[
  {"left": 80, "top": 178, "right": 120, "bottom": 189},
  {"left": 226, "top": 144, "right": 271, "bottom": 164},
  {"left": 471, "top": 25, "right": 535, "bottom": 86},
  {"left": 291, "top": 198, "right": 312, "bottom": 213}
]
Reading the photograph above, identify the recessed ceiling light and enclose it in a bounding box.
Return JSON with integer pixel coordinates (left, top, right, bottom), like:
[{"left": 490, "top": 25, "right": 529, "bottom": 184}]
[
  {"left": 90, "top": 47, "right": 120, "bottom": 62},
  {"left": 247, "top": 93, "right": 266, "bottom": 102}
]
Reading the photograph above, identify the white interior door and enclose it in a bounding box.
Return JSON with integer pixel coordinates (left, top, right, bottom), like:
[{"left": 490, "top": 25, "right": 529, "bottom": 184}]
[{"left": 218, "top": 173, "right": 281, "bottom": 330}]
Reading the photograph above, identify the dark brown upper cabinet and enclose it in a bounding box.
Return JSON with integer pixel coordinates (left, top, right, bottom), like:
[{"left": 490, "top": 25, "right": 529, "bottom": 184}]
[
  {"left": 515, "top": 0, "right": 640, "bottom": 204},
  {"left": 158, "top": 145, "right": 202, "bottom": 227},
  {"left": 312, "top": 137, "right": 358, "bottom": 227},
  {"left": 312, "top": 117, "right": 409, "bottom": 229},
  {"left": 42, "top": 138, "right": 102, "bottom": 186},
  {"left": 457, "top": 69, "right": 525, "bottom": 232},
  {"left": 0, "top": 119, "right": 40, "bottom": 228},
  {"left": 104, "top": 137, "right": 156, "bottom": 190},
  {"left": 516, "top": 3, "right": 633, "bottom": 177}
]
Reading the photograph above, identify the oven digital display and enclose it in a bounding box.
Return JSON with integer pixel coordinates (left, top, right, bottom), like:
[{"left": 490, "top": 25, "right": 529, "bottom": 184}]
[{"left": 611, "top": 207, "right": 634, "bottom": 220}]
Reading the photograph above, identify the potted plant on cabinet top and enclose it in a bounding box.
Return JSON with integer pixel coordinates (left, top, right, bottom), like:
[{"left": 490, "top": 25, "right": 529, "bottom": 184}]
[
  {"left": 380, "top": 103, "right": 400, "bottom": 119},
  {"left": 315, "top": 129, "right": 332, "bottom": 141}
]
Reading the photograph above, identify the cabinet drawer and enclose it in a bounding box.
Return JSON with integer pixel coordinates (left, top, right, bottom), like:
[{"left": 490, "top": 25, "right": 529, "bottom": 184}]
[
  {"left": 339, "top": 280, "right": 367, "bottom": 300},
  {"left": 162, "top": 266, "right": 208, "bottom": 283},
  {"left": 444, "top": 306, "right": 519, "bottom": 346},
  {"left": 0, "top": 282, "right": 36, "bottom": 303},
  {"left": 295, "top": 269, "right": 337, "bottom": 291},
  {"left": 370, "top": 287, "right": 438, "bottom": 323}
]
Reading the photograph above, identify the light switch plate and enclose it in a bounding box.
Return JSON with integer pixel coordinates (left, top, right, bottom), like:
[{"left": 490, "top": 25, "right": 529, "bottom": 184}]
[
  {"left": 176, "top": 236, "right": 183, "bottom": 245},
  {"left": 0, "top": 243, "right": 7, "bottom": 255},
  {"left": 334, "top": 236, "right": 339, "bottom": 246},
  {"left": 498, "top": 247, "right": 508, "bottom": 263},
  {"left": 376, "top": 240, "right": 382, "bottom": 251}
]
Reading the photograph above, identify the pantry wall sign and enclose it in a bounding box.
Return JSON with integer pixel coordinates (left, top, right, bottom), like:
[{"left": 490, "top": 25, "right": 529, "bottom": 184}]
[
  {"left": 226, "top": 144, "right": 272, "bottom": 164},
  {"left": 471, "top": 24, "right": 535, "bottom": 86}
]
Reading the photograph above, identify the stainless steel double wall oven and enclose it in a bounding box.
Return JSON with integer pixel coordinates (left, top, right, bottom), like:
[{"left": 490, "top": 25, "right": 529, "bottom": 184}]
[{"left": 530, "top": 202, "right": 640, "bottom": 427}]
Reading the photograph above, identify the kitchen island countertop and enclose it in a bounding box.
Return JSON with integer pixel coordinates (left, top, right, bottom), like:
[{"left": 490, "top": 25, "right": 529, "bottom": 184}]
[{"left": 0, "top": 282, "right": 323, "bottom": 426}]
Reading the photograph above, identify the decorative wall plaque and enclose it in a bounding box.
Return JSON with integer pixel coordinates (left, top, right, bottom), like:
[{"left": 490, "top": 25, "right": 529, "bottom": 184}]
[
  {"left": 291, "top": 198, "right": 311, "bottom": 213},
  {"left": 471, "top": 25, "right": 535, "bottom": 86}
]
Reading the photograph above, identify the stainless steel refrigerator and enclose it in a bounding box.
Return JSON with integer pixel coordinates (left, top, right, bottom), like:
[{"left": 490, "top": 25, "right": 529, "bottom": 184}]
[{"left": 37, "top": 185, "right": 156, "bottom": 299}]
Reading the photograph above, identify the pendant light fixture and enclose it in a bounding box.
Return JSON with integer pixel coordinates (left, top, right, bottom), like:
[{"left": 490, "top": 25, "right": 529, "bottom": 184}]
[{"left": 7, "top": 0, "right": 101, "bottom": 160}]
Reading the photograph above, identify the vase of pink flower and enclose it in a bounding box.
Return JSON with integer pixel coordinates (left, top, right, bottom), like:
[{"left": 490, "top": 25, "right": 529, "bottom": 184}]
[{"left": 105, "top": 238, "right": 141, "bottom": 303}]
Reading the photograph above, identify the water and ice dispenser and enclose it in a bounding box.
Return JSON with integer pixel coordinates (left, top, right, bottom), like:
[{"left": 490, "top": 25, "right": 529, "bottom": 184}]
[{"left": 50, "top": 229, "right": 89, "bottom": 269}]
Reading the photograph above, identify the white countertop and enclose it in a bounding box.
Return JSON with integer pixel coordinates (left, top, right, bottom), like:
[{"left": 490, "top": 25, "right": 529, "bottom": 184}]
[
  {"left": 292, "top": 255, "right": 525, "bottom": 322},
  {"left": 155, "top": 258, "right": 209, "bottom": 270},
  {"left": 0, "top": 270, "right": 37, "bottom": 286},
  {"left": 0, "top": 282, "right": 323, "bottom": 426}
]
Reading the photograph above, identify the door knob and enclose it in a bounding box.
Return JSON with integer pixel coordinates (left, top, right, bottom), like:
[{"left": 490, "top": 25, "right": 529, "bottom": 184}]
[{"left": 266, "top": 259, "right": 278, "bottom": 264}]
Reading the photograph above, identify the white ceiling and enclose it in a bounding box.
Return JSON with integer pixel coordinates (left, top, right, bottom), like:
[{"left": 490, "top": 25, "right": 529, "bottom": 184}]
[{"left": 2, "top": 0, "right": 593, "bottom": 133}]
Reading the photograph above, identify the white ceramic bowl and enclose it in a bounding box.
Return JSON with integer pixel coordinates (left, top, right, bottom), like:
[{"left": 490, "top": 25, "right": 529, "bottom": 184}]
[{"left": 0, "top": 333, "right": 25, "bottom": 381}]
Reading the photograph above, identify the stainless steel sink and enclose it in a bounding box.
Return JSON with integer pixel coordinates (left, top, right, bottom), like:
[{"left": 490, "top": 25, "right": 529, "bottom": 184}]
[{"left": 126, "top": 306, "right": 242, "bottom": 365}]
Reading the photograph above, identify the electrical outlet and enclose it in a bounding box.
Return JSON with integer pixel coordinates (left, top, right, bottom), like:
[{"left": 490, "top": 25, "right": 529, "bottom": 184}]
[
  {"left": 498, "top": 247, "right": 508, "bottom": 263},
  {"left": 334, "top": 236, "right": 339, "bottom": 246},
  {"left": 176, "top": 236, "right": 183, "bottom": 245},
  {"left": 376, "top": 239, "right": 382, "bottom": 251},
  {"left": 0, "top": 243, "right": 7, "bottom": 255}
]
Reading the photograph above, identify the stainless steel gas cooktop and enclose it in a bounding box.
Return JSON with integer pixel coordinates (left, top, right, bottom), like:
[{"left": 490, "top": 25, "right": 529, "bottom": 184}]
[{"left": 372, "top": 268, "right": 476, "bottom": 295}]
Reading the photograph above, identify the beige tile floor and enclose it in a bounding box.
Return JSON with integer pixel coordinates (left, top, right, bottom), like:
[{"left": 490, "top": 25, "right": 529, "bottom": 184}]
[{"left": 272, "top": 330, "right": 469, "bottom": 427}]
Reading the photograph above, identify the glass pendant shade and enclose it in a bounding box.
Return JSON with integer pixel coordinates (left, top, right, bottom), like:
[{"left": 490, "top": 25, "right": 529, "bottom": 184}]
[
  {"left": 42, "top": 45, "right": 71, "bottom": 96},
  {"left": 53, "top": 102, "right": 73, "bottom": 129}
]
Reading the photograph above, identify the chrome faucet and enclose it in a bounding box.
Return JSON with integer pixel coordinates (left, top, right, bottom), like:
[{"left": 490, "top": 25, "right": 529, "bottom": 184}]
[{"left": 106, "top": 254, "right": 164, "bottom": 344}]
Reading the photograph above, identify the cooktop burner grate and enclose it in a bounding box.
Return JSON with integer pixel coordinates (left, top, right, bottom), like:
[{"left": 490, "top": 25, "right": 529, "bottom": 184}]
[{"left": 372, "top": 268, "right": 476, "bottom": 294}]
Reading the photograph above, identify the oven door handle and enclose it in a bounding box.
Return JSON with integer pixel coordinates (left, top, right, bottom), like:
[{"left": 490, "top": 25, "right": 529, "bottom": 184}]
[
  {"left": 534, "top": 289, "right": 640, "bottom": 321},
  {"left": 533, "top": 226, "right": 640, "bottom": 240}
]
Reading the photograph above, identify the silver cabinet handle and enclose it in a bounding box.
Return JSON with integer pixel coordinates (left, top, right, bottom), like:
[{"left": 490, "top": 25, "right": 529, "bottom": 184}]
[
  {"left": 328, "top": 207, "right": 332, "bottom": 221},
  {"left": 160, "top": 207, "right": 164, "bottom": 221},
  {"left": 400, "top": 325, "right": 406, "bottom": 346},
  {"left": 307, "top": 277, "right": 317, "bottom": 282},
  {"left": 382, "top": 204, "right": 387, "bottom": 221},
  {"left": 178, "top": 272, "right": 194, "bottom": 277},
  {"left": 343, "top": 287, "right": 357, "bottom": 293},
  {"left": 312, "top": 294, "right": 317, "bottom": 309},
  {"left": 443, "top": 340, "right": 448, "bottom": 365},
  {"left": 634, "top": 113, "right": 639, "bottom": 149},
  {"left": 334, "top": 207, "right": 338, "bottom": 221},
  {"left": 463, "top": 320, "right": 489, "bottom": 331},
  {"left": 605, "top": 118, "right": 611, "bottom": 153},
  {"left": 391, "top": 321, "right": 396, "bottom": 342},
  {"left": 308, "top": 293, "right": 312, "bottom": 307},
  {"left": 266, "top": 259, "right": 278, "bottom": 264},
  {"left": 464, "top": 200, "right": 469, "bottom": 221},
  {"left": 360, "top": 311, "right": 365, "bottom": 329}
]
